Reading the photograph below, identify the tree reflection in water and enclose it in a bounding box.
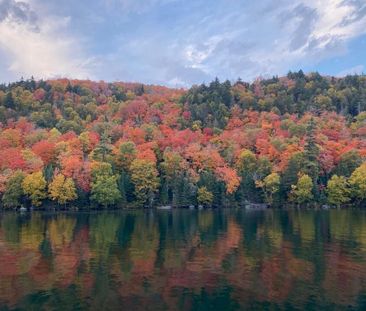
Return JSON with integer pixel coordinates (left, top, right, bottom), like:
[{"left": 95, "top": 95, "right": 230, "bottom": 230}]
[{"left": 0, "top": 209, "right": 366, "bottom": 310}]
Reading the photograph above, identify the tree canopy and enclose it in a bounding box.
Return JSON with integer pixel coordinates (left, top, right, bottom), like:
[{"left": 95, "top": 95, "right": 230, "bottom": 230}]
[{"left": 0, "top": 73, "right": 365, "bottom": 208}]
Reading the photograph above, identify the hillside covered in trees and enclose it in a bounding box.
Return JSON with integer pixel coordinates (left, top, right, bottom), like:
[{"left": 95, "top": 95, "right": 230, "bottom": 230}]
[{"left": 0, "top": 71, "right": 366, "bottom": 209}]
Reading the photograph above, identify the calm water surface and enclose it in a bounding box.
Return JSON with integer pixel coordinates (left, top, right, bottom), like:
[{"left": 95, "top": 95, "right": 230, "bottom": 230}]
[{"left": 1, "top": 209, "right": 366, "bottom": 310}]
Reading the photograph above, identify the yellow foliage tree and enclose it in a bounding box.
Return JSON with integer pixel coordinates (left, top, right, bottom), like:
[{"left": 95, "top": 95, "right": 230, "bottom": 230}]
[
  {"left": 48, "top": 174, "right": 77, "bottom": 204},
  {"left": 256, "top": 172, "right": 280, "bottom": 205},
  {"left": 49, "top": 173, "right": 77, "bottom": 205},
  {"left": 349, "top": 163, "right": 366, "bottom": 202},
  {"left": 326, "top": 175, "right": 350, "bottom": 207},
  {"left": 197, "top": 186, "right": 213, "bottom": 207},
  {"left": 130, "top": 159, "right": 159, "bottom": 207},
  {"left": 22, "top": 171, "right": 47, "bottom": 207},
  {"left": 236, "top": 149, "right": 256, "bottom": 173},
  {"left": 290, "top": 174, "right": 313, "bottom": 205}
]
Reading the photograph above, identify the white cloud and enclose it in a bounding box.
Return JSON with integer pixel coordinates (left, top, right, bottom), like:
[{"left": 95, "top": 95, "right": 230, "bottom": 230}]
[
  {"left": 295, "top": 0, "right": 366, "bottom": 52},
  {"left": 96, "top": 0, "right": 366, "bottom": 85},
  {"left": 337, "top": 64, "right": 364, "bottom": 76},
  {"left": 179, "top": 0, "right": 366, "bottom": 82},
  {"left": 0, "top": 0, "right": 94, "bottom": 81},
  {"left": 1, "top": 0, "right": 365, "bottom": 85}
]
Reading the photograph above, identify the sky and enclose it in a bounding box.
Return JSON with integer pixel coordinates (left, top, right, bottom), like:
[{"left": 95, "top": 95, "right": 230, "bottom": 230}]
[{"left": 0, "top": 0, "right": 365, "bottom": 86}]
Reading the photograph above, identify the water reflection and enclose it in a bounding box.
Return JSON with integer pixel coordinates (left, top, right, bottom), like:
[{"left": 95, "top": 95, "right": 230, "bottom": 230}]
[{"left": 0, "top": 209, "right": 366, "bottom": 310}]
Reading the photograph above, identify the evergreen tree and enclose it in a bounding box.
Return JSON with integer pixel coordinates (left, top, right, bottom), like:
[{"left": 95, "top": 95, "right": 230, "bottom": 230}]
[
  {"left": 303, "top": 118, "right": 320, "bottom": 196},
  {"left": 333, "top": 150, "right": 362, "bottom": 177},
  {"left": 4, "top": 92, "right": 15, "bottom": 109},
  {"left": 92, "top": 133, "right": 113, "bottom": 162}
]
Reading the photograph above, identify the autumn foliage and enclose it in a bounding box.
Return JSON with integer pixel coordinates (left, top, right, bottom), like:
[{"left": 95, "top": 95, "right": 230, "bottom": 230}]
[{"left": 0, "top": 73, "right": 366, "bottom": 208}]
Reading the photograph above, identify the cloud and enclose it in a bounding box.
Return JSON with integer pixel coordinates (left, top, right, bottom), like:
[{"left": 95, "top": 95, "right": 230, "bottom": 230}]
[
  {"left": 172, "top": 0, "right": 366, "bottom": 83},
  {"left": 1, "top": 0, "right": 366, "bottom": 85},
  {"left": 0, "top": 0, "right": 94, "bottom": 81},
  {"left": 103, "top": 0, "right": 177, "bottom": 14},
  {"left": 0, "top": 0, "right": 38, "bottom": 30},
  {"left": 305, "top": 0, "right": 366, "bottom": 47},
  {"left": 337, "top": 64, "right": 364, "bottom": 76},
  {"left": 282, "top": 4, "right": 318, "bottom": 51}
]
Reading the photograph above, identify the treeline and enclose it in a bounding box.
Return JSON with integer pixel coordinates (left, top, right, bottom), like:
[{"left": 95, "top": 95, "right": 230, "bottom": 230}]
[
  {"left": 0, "top": 72, "right": 366, "bottom": 209},
  {"left": 181, "top": 72, "right": 366, "bottom": 130}
]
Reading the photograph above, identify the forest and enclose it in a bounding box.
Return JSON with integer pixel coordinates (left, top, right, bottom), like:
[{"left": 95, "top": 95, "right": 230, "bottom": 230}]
[{"left": 0, "top": 71, "right": 366, "bottom": 209}]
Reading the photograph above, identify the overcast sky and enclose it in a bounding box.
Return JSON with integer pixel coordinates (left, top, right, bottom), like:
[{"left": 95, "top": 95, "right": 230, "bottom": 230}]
[{"left": 0, "top": 0, "right": 365, "bottom": 86}]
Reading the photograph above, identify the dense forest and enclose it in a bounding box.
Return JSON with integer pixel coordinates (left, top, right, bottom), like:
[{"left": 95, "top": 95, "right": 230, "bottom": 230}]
[{"left": 0, "top": 71, "right": 366, "bottom": 209}]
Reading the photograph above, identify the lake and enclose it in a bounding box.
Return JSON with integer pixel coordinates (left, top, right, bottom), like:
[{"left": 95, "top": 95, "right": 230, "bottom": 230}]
[{"left": 0, "top": 209, "right": 366, "bottom": 310}]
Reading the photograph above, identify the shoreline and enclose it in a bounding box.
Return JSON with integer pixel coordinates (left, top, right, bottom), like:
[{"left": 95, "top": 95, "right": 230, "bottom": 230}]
[{"left": 0, "top": 204, "right": 363, "bottom": 214}]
